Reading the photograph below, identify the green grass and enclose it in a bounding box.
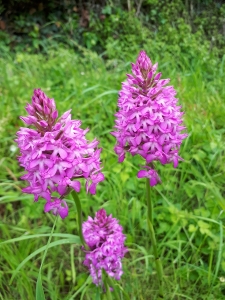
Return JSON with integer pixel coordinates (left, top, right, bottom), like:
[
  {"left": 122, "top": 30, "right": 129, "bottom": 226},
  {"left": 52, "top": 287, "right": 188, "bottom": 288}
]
[{"left": 0, "top": 45, "right": 225, "bottom": 299}]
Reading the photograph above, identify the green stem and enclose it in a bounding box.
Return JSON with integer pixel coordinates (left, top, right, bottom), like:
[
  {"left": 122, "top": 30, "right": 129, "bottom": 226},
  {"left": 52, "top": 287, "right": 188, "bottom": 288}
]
[
  {"left": 71, "top": 191, "right": 88, "bottom": 249},
  {"left": 146, "top": 179, "right": 164, "bottom": 298},
  {"left": 146, "top": 179, "right": 153, "bottom": 224}
]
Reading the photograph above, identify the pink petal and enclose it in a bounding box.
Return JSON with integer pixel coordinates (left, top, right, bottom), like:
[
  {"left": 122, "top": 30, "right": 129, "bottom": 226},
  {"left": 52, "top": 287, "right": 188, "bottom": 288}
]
[
  {"left": 58, "top": 185, "right": 67, "bottom": 195},
  {"left": 142, "top": 142, "right": 151, "bottom": 152},
  {"left": 66, "top": 166, "right": 75, "bottom": 178},
  {"left": 58, "top": 148, "right": 68, "bottom": 159},
  {"left": 89, "top": 183, "right": 97, "bottom": 195},
  {"left": 52, "top": 110, "right": 58, "bottom": 119},
  {"left": 47, "top": 165, "right": 58, "bottom": 177},
  {"left": 150, "top": 177, "right": 158, "bottom": 186},
  {"left": 159, "top": 154, "right": 167, "bottom": 164},
  {"left": 44, "top": 202, "right": 51, "bottom": 212},
  {"left": 60, "top": 109, "right": 71, "bottom": 120},
  {"left": 44, "top": 159, "right": 54, "bottom": 168},
  {"left": 158, "top": 134, "right": 166, "bottom": 145},
  {"left": 41, "top": 191, "right": 51, "bottom": 201},
  {"left": 118, "top": 153, "right": 125, "bottom": 163},
  {"left": 135, "top": 135, "right": 142, "bottom": 145},
  {"left": 173, "top": 156, "right": 178, "bottom": 168},
  {"left": 154, "top": 72, "right": 162, "bottom": 81},
  {"left": 39, "top": 120, "right": 48, "bottom": 127},
  {"left": 146, "top": 154, "right": 155, "bottom": 163},
  {"left": 93, "top": 173, "right": 105, "bottom": 184},
  {"left": 137, "top": 170, "right": 148, "bottom": 178},
  {"left": 69, "top": 180, "right": 81, "bottom": 192},
  {"left": 58, "top": 207, "right": 68, "bottom": 219}
]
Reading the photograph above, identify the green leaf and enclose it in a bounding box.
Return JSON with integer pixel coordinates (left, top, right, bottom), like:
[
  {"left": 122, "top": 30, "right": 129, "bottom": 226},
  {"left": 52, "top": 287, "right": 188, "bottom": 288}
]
[{"left": 10, "top": 237, "right": 81, "bottom": 284}]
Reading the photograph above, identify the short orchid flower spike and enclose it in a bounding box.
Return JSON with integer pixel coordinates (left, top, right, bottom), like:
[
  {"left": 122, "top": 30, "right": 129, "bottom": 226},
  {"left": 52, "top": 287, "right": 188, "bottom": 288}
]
[
  {"left": 82, "top": 209, "right": 127, "bottom": 286},
  {"left": 16, "top": 89, "right": 104, "bottom": 218},
  {"left": 111, "top": 50, "right": 188, "bottom": 185}
]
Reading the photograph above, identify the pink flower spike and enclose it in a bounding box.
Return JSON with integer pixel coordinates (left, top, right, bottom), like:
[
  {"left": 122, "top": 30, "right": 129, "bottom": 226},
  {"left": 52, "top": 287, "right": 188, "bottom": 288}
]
[
  {"left": 82, "top": 209, "right": 127, "bottom": 286},
  {"left": 111, "top": 50, "right": 187, "bottom": 186},
  {"left": 16, "top": 89, "right": 105, "bottom": 218}
]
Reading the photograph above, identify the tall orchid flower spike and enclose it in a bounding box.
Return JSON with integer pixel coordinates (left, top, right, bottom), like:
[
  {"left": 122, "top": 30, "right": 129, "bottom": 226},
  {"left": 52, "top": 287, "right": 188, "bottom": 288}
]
[
  {"left": 111, "top": 50, "right": 188, "bottom": 184},
  {"left": 82, "top": 209, "right": 127, "bottom": 286},
  {"left": 16, "top": 89, "right": 104, "bottom": 218}
]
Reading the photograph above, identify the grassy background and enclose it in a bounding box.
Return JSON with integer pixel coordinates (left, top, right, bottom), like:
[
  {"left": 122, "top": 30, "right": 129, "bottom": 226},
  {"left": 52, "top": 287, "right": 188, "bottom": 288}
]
[{"left": 0, "top": 35, "right": 225, "bottom": 299}]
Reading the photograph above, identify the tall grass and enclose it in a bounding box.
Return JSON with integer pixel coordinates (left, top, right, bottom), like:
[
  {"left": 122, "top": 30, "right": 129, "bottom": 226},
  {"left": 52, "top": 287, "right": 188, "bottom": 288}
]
[{"left": 0, "top": 46, "right": 225, "bottom": 299}]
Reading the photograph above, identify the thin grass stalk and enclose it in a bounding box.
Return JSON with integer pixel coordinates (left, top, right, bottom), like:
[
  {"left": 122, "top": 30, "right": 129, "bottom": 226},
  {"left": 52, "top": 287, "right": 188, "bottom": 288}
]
[{"left": 36, "top": 216, "right": 58, "bottom": 299}]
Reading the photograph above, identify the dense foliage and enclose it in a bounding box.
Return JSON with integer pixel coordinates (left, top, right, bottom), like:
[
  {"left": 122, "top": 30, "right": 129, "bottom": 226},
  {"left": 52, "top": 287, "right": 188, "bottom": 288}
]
[{"left": 1, "top": 0, "right": 225, "bottom": 59}]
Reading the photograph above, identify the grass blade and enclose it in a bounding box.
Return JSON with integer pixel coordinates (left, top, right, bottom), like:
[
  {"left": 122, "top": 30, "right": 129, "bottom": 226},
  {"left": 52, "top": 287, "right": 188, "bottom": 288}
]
[
  {"left": 36, "top": 274, "right": 46, "bottom": 300},
  {"left": 10, "top": 237, "right": 81, "bottom": 284},
  {"left": 35, "top": 217, "right": 58, "bottom": 300}
]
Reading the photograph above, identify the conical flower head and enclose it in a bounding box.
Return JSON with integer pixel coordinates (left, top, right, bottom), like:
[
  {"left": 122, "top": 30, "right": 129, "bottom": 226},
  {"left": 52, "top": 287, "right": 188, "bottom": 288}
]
[
  {"left": 16, "top": 89, "right": 105, "bottom": 218},
  {"left": 21, "top": 88, "right": 58, "bottom": 132},
  {"left": 82, "top": 209, "right": 127, "bottom": 285},
  {"left": 111, "top": 51, "right": 188, "bottom": 186}
]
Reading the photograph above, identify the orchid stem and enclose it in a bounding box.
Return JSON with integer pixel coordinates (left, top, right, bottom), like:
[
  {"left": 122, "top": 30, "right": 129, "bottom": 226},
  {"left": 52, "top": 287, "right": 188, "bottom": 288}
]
[
  {"left": 71, "top": 191, "right": 88, "bottom": 250},
  {"left": 146, "top": 179, "right": 164, "bottom": 298}
]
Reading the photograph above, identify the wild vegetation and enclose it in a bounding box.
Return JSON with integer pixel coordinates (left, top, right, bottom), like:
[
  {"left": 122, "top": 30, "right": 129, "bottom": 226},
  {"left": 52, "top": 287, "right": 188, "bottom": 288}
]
[{"left": 0, "top": 1, "right": 225, "bottom": 299}]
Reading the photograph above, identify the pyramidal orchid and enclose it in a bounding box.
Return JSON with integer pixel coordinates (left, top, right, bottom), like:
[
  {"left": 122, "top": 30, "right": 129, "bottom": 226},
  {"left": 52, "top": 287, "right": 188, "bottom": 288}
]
[
  {"left": 15, "top": 89, "right": 104, "bottom": 218},
  {"left": 111, "top": 50, "right": 188, "bottom": 185},
  {"left": 82, "top": 209, "right": 127, "bottom": 286}
]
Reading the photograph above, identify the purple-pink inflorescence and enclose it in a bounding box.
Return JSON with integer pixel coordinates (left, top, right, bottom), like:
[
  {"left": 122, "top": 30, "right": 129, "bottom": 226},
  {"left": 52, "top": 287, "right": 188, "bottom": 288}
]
[
  {"left": 15, "top": 89, "right": 104, "bottom": 218},
  {"left": 82, "top": 209, "right": 127, "bottom": 286},
  {"left": 111, "top": 50, "right": 188, "bottom": 186}
]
